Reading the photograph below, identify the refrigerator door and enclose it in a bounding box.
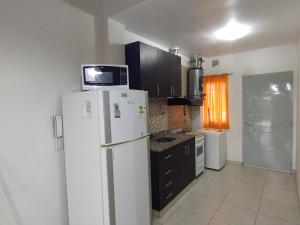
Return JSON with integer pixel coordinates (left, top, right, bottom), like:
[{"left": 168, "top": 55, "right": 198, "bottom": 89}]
[
  {"left": 101, "top": 137, "right": 151, "bottom": 225},
  {"left": 62, "top": 91, "right": 105, "bottom": 225},
  {"left": 98, "top": 90, "right": 149, "bottom": 146}
]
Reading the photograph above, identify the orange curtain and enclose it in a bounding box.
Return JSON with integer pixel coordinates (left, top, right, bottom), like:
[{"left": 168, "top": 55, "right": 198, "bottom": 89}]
[{"left": 202, "top": 74, "right": 229, "bottom": 129}]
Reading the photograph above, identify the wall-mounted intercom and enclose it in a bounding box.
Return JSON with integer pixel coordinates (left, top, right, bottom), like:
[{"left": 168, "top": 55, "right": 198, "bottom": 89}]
[
  {"left": 53, "top": 115, "right": 63, "bottom": 138},
  {"left": 53, "top": 115, "right": 63, "bottom": 151}
]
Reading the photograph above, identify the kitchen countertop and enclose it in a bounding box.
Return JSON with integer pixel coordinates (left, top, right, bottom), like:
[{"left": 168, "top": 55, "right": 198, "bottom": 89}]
[{"left": 150, "top": 132, "right": 194, "bottom": 152}]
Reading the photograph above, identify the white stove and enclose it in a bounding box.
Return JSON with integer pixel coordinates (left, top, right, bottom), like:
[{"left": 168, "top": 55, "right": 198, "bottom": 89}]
[{"left": 185, "top": 130, "right": 205, "bottom": 177}]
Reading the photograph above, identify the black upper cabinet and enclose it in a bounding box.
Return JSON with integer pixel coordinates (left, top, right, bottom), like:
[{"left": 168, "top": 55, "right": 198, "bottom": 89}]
[
  {"left": 125, "top": 41, "right": 181, "bottom": 97},
  {"left": 125, "top": 42, "right": 158, "bottom": 96}
]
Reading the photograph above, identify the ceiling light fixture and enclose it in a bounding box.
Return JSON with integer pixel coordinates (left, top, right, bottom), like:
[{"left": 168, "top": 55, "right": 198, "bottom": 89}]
[{"left": 214, "top": 19, "right": 251, "bottom": 41}]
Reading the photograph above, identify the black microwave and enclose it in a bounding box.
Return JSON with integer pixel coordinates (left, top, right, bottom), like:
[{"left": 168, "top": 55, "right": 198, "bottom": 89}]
[{"left": 81, "top": 64, "right": 129, "bottom": 91}]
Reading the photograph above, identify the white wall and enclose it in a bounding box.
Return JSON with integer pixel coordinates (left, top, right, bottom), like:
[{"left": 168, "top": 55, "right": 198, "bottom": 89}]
[
  {"left": 203, "top": 43, "right": 298, "bottom": 168},
  {"left": 0, "top": 0, "right": 95, "bottom": 225}
]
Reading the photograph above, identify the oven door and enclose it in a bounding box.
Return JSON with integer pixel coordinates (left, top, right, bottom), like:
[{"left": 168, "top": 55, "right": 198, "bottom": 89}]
[
  {"left": 195, "top": 139, "right": 204, "bottom": 161},
  {"left": 82, "top": 65, "right": 128, "bottom": 90}
]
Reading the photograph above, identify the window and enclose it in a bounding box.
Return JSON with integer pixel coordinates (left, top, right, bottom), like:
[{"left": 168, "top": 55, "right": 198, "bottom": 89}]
[{"left": 202, "top": 74, "right": 229, "bottom": 129}]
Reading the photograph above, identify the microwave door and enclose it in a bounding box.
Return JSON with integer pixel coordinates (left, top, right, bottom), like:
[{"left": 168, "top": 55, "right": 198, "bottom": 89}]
[
  {"left": 83, "top": 65, "right": 128, "bottom": 87},
  {"left": 84, "top": 66, "right": 115, "bottom": 85}
]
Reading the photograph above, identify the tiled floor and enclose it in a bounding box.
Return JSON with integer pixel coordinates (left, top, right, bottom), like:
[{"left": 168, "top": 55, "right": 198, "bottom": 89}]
[{"left": 153, "top": 163, "right": 300, "bottom": 225}]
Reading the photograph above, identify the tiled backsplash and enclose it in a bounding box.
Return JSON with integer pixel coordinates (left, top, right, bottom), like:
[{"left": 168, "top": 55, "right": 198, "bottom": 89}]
[
  {"left": 149, "top": 97, "right": 168, "bottom": 133},
  {"left": 148, "top": 65, "right": 193, "bottom": 133},
  {"left": 149, "top": 98, "right": 193, "bottom": 133},
  {"left": 168, "top": 105, "right": 192, "bottom": 132}
]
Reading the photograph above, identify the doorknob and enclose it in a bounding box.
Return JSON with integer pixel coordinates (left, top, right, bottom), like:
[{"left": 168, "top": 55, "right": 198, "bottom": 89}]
[{"left": 245, "top": 121, "right": 253, "bottom": 126}]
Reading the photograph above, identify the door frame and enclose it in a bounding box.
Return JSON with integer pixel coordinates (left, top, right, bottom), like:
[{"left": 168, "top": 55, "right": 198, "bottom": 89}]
[{"left": 242, "top": 71, "right": 294, "bottom": 172}]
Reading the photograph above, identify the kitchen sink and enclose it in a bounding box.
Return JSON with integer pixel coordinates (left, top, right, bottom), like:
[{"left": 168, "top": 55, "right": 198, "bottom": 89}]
[{"left": 153, "top": 137, "right": 176, "bottom": 143}]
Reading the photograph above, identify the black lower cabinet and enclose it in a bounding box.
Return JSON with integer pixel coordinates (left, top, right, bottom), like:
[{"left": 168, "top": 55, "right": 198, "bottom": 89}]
[
  {"left": 150, "top": 138, "right": 195, "bottom": 211},
  {"left": 178, "top": 140, "right": 196, "bottom": 191}
]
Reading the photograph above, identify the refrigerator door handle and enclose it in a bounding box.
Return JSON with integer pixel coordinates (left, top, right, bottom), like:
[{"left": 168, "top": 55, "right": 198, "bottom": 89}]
[
  {"left": 106, "top": 148, "right": 116, "bottom": 225},
  {"left": 102, "top": 91, "right": 112, "bottom": 144}
]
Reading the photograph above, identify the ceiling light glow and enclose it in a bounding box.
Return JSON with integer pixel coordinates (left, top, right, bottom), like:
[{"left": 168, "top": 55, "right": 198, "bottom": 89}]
[{"left": 214, "top": 20, "right": 251, "bottom": 41}]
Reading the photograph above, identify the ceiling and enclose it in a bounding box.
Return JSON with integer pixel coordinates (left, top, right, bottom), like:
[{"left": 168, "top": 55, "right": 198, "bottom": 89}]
[
  {"left": 62, "top": 0, "right": 143, "bottom": 17},
  {"left": 112, "top": 0, "right": 300, "bottom": 57},
  {"left": 62, "top": 0, "right": 98, "bottom": 15}
]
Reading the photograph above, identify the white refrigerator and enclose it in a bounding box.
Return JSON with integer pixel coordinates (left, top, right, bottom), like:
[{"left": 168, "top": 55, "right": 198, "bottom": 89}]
[{"left": 62, "top": 89, "right": 151, "bottom": 225}]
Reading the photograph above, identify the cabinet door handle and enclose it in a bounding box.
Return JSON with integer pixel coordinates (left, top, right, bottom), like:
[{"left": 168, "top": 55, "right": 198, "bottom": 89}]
[
  {"left": 165, "top": 169, "right": 173, "bottom": 175},
  {"left": 164, "top": 154, "right": 173, "bottom": 160},
  {"left": 166, "top": 193, "right": 174, "bottom": 200},
  {"left": 188, "top": 145, "right": 190, "bottom": 155},
  {"left": 165, "top": 181, "right": 174, "bottom": 188},
  {"left": 156, "top": 84, "right": 160, "bottom": 96},
  {"left": 173, "top": 85, "right": 175, "bottom": 96}
]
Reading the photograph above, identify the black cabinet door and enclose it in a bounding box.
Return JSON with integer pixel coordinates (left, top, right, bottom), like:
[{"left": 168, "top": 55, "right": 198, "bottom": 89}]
[
  {"left": 157, "top": 49, "right": 171, "bottom": 97},
  {"left": 125, "top": 42, "right": 141, "bottom": 90},
  {"left": 125, "top": 42, "right": 158, "bottom": 97},
  {"left": 139, "top": 43, "right": 158, "bottom": 97},
  {"left": 176, "top": 142, "right": 189, "bottom": 191},
  {"left": 177, "top": 140, "right": 195, "bottom": 191},
  {"left": 170, "top": 54, "right": 182, "bottom": 97},
  {"left": 157, "top": 51, "right": 181, "bottom": 97}
]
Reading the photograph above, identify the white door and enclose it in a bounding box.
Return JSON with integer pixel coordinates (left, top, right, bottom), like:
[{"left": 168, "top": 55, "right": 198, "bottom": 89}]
[
  {"left": 98, "top": 90, "right": 149, "bottom": 145},
  {"left": 243, "top": 72, "right": 293, "bottom": 172},
  {"left": 101, "top": 137, "right": 151, "bottom": 225}
]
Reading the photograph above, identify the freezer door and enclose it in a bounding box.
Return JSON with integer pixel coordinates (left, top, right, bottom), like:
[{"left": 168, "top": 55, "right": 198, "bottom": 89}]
[
  {"left": 98, "top": 90, "right": 149, "bottom": 145},
  {"left": 100, "top": 137, "right": 151, "bottom": 225}
]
